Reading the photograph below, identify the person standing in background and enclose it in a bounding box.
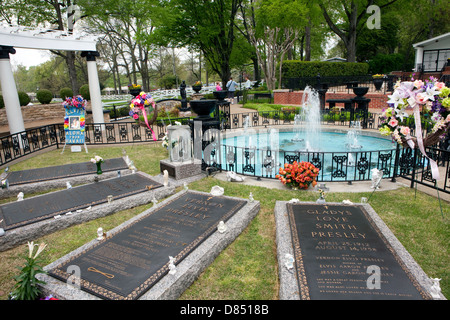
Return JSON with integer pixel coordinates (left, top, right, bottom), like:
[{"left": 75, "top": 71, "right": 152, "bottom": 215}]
[
  {"left": 226, "top": 77, "right": 238, "bottom": 104},
  {"left": 245, "top": 76, "right": 252, "bottom": 90}
]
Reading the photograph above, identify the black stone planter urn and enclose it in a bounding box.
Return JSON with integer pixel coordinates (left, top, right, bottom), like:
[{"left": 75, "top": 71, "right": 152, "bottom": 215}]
[
  {"left": 213, "top": 90, "right": 228, "bottom": 101},
  {"left": 353, "top": 87, "right": 369, "bottom": 98},
  {"left": 373, "top": 78, "right": 383, "bottom": 91},
  {"left": 129, "top": 88, "right": 141, "bottom": 97},
  {"left": 189, "top": 100, "right": 217, "bottom": 119},
  {"left": 192, "top": 85, "right": 202, "bottom": 93}
]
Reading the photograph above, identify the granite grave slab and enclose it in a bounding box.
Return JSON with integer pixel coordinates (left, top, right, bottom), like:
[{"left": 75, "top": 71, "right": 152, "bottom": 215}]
[
  {"left": 5, "top": 157, "right": 129, "bottom": 186},
  {"left": 0, "top": 173, "right": 162, "bottom": 231},
  {"left": 0, "top": 157, "right": 133, "bottom": 199},
  {"left": 0, "top": 173, "right": 173, "bottom": 252},
  {"left": 39, "top": 190, "right": 260, "bottom": 300},
  {"left": 275, "top": 201, "right": 441, "bottom": 300}
]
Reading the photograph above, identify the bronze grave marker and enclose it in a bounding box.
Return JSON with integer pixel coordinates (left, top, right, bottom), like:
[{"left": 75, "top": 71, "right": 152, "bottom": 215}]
[
  {"left": 286, "top": 203, "right": 431, "bottom": 300},
  {"left": 48, "top": 191, "right": 247, "bottom": 300}
]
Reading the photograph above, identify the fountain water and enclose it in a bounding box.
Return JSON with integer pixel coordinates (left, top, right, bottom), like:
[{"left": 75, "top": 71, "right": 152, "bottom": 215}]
[
  {"left": 295, "top": 86, "right": 322, "bottom": 151},
  {"left": 291, "top": 114, "right": 304, "bottom": 142},
  {"left": 243, "top": 115, "right": 254, "bottom": 148}
]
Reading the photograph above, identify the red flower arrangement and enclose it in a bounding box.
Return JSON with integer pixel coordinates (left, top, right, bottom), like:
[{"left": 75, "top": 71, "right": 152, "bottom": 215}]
[{"left": 275, "top": 161, "right": 319, "bottom": 189}]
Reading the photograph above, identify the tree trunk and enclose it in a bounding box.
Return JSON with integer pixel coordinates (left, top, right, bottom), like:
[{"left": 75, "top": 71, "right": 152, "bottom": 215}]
[
  {"left": 304, "top": 24, "right": 311, "bottom": 61},
  {"left": 346, "top": 2, "right": 358, "bottom": 63},
  {"left": 66, "top": 51, "right": 79, "bottom": 94},
  {"left": 252, "top": 57, "right": 260, "bottom": 82}
]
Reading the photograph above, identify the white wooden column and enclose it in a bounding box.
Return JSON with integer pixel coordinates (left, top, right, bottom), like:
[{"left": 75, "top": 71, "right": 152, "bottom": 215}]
[
  {"left": 0, "top": 46, "right": 25, "bottom": 135},
  {"left": 414, "top": 47, "right": 424, "bottom": 72},
  {"left": 81, "top": 51, "right": 104, "bottom": 124}
]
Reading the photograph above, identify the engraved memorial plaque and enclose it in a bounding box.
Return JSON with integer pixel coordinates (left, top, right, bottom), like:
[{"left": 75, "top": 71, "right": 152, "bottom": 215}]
[
  {"left": 0, "top": 174, "right": 162, "bottom": 231},
  {"left": 48, "top": 191, "right": 247, "bottom": 300},
  {"left": 287, "top": 203, "right": 431, "bottom": 300},
  {"left": 6, "top": 157, "right": 129, "bottom": 186}
]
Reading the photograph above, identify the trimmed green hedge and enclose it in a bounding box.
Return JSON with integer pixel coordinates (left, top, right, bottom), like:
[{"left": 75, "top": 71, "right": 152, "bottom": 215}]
[
  {"left": 36, "top": 89, "right": 53, "bottom": 104},
  {"left": 282, "top": 61, "right": 369, "bottom": 78},
  {"left": 59, "top": 87, "right": 74, "bottom": 100},
  {"left": 79, "top": 84, "right": 90, "bottom": 101},
  {"left": 18, "top": 91, "right": 30, "bottom": 106}
]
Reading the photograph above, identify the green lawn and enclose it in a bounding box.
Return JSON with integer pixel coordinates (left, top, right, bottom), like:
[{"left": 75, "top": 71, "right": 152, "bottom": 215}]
[{"left": 0, "top": 144, "right": 448, "bottom": 300}]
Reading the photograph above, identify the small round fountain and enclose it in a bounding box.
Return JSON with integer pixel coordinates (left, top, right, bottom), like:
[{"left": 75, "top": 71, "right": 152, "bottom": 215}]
[{"left": 345, "top": 121, "right": 363, "bottom": 150}]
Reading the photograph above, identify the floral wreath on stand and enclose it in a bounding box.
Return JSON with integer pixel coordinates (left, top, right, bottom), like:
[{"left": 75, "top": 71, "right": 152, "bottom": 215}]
[
  {"left": 63, "top": 95, "right": 86, "bottom": 132},
  {"left": 129, "top": 91, "right": 158, "bottom": 141},
  {"left": 378, "top": 77, "right": 450, "bottom": 181}
]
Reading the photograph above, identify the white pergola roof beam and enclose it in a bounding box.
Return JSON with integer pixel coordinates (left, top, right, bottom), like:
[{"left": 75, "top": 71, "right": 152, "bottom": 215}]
[{"left": 0, "top": 25, "right": 97, "bottom": 51}]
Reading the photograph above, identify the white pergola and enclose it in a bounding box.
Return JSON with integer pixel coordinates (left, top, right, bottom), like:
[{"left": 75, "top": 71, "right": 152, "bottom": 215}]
[{"left": 0, "top": 24, "right": 103, "bottom": 136}]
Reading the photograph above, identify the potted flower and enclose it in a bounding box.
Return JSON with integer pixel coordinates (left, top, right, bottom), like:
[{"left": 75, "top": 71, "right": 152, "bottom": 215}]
[
  {"left": 275, "top": 161, "right": 320, "bottom": 190},
  {"left": 91, "top": 155, "right": 104, "bottom": 175},
  {"left": 192, "top": 81, "right": 202, "bottom": 93},
  {"left": 62, "top": 95, "right": 86, "bottom": 110},
  {"left": 316, "top": 188, "right": 326, "bottom": 204},
  {"left": 9, "top": 242, "right": 47, "bottom": 300},
  {"left": 372, "top": 74, "right": 385, "bottom": 91},
  {"left": 128, "top": 84, "right": 142, "bottom": 97}
]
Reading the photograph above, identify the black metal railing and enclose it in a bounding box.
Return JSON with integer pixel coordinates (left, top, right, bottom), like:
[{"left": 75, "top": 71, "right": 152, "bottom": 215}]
[
  {"left": 218, "top": 144, "right": 398, "bottom": 183},
  {"left": 1, "top": 112, "right": 448, "bottom": 194},
  {"left": 0, "top": 118, "right": 190, "bottom": 167},
  {"left": 395, "top": 145, "right": 450, "bottom": 194},
  {"left": 214, "top": 141, "right": 449, "bottom": 192}
]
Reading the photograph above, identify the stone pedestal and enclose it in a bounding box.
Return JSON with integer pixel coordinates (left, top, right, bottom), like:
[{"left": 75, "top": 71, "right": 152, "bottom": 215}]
[
  {"left": 179, "top": 111, "right": 192, "bottom": 117},
  {"left": 190, "top": 93, "right": 204, "bottom": 101},
  {"left": 160, "top": 159, "right": 202, "bottom": 180}
]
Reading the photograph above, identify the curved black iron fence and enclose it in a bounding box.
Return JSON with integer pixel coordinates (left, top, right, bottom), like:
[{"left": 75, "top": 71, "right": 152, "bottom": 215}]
[
  {"left": 0, "top": 119, "right": 187, "bottom": 167},
  {"left": 219, "top": 144, "right": 398, "bottom": 183},
  {"left": 1, "top": 115, "right": 448, "bottom": 194},
  {"left": 216, "top": 143, "right": 449, "bottom": 192}
]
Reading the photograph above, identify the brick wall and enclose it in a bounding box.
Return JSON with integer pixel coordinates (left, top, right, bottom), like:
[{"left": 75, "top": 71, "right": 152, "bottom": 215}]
[{"left": 274, "top": 90, "right": 389, "bottom": 110}]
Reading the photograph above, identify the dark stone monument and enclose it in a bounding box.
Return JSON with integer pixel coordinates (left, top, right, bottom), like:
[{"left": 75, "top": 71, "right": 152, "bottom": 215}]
[
  {"left": 45, "top": 191, "right": 250, "bottom": 300},
  {"left": 4, "top": 157, "right": 129, "bottom": 186},
  {"left": 276, "top": 202, "right": 434, "bottom": 300},
  {"left": 0, "top": 173, "right": 174, "bottom": 252},
  {"left": 0, "top": 174, "right": 162, "bottom": 231}
]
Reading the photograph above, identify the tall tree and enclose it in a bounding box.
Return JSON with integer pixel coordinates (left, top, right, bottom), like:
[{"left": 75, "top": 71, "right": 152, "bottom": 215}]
[
  {"left": 318, "top": 0, "right": 399, "bottom": 62},
  {"left": 243, "top": 0, "right": 309, "bottom": 90},
  {"left": 79, "top": 0, "right": 164, "bottom": 91},
  {"left": 155, "top": 0, "right": 242, "bottom": 86}
]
